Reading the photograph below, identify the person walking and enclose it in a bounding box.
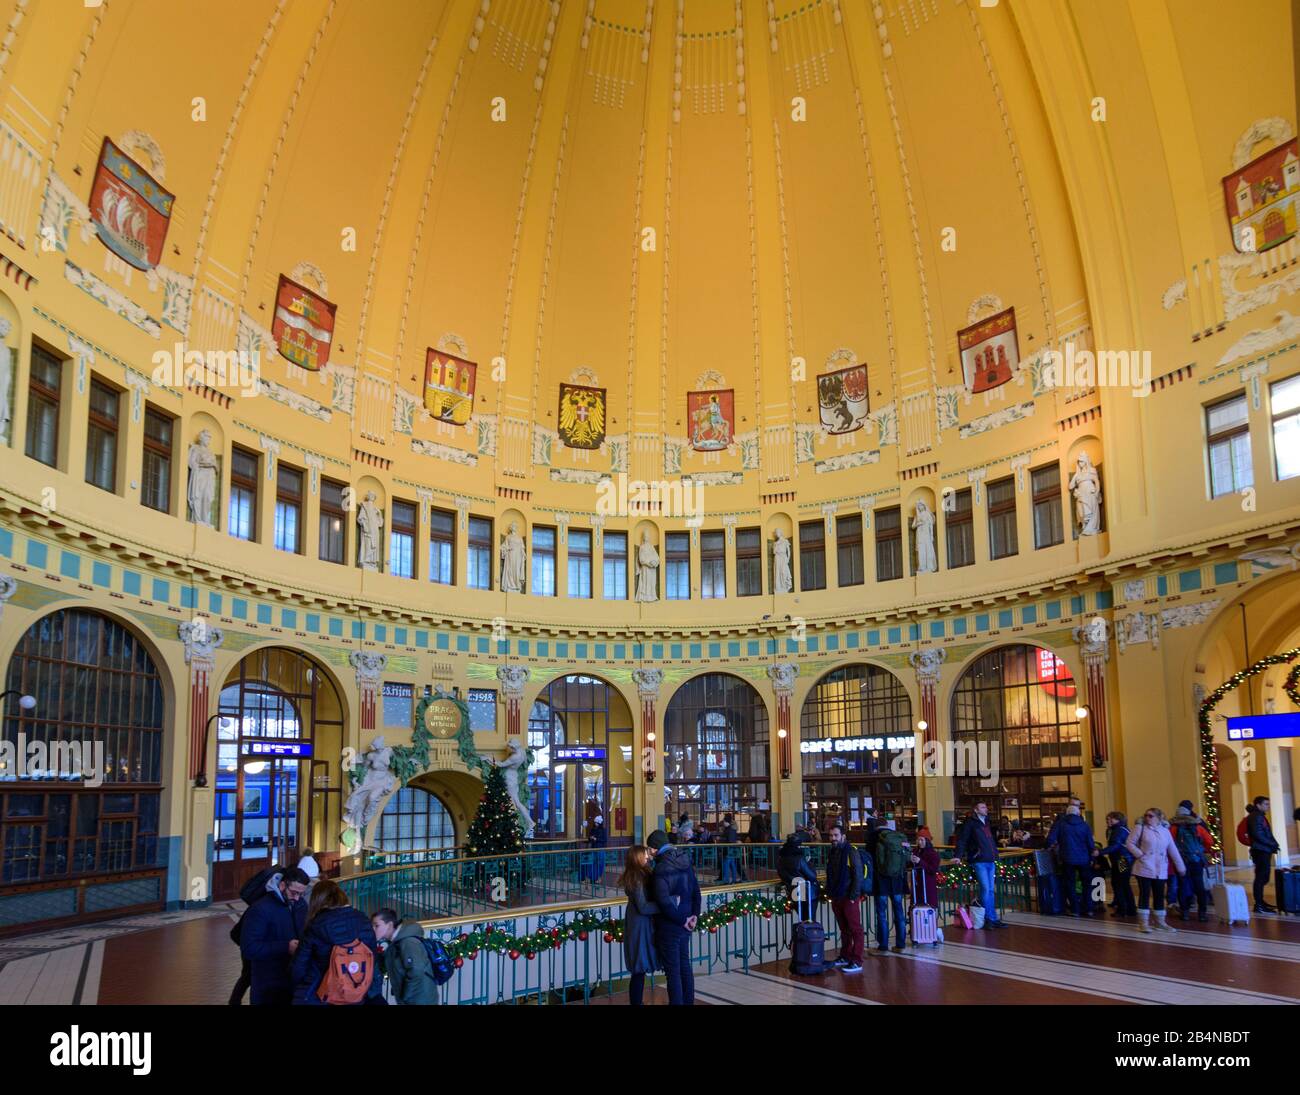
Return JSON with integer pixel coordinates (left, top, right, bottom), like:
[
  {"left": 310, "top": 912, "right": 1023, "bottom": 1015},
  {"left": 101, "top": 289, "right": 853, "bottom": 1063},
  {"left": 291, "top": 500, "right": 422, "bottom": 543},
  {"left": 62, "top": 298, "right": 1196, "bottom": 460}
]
[
  {"left": 1169, "top": 801, "right": 1213, "bottom": 922},
  {"left": 239, "top": 866, "right": 310, "bottom": 1005},
  {"left": 371, "top": 908, "right": 439, "bottom": 1005},
  {"left": 956, "top": 802, "right": 1008, "bottom": 929},
  {"left": 618, "top": 845, "right": 660, "bottom": 1006},
  {"left": 585, "top": 814, "right": 609, "bottom": 884},
  {"left": 290, "top": 880, "right": 384, "bottom": 1005},
  {"left": 1125, "top": 807, "right": 1187, "bottom": 934},
  {"left": 824, "top": 823, "right": 864, "bottom": 973},
  {"left": 873, "top": 820, "right": 910, "bottom": 953},
  {"left": 1048, "top": 803, "right": 1096, "bottom": 917},
  {"left": 1098, "top": 811, "right": 1136, "bottom": 918},
  {"left": 1247, "top": 796, "right": 1281, "bottom": 913},
  {"left": 647, "top": 830, "right": 701, "bottom": 1005}
]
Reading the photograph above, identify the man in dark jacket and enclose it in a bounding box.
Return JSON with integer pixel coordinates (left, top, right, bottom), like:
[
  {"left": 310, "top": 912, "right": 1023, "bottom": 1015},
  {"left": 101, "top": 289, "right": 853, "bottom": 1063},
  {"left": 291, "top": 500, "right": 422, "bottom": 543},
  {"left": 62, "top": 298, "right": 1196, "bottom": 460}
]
[
  {"left": 718, "top": 813, "right": 743, "bottom": 883},
  {"left": 956, "top": 802, "right": 1007, "bottom": 929},
  {"left": 647, "top": 830, "right": 701, "bottom": 1005},
  {"left": 1047, "top": 804, "right": 1096, "bottom": 917},
  {"left": 1247, "top": 796, "right": 1281, "bottom": 912},
  {"left": 825, "top": 823, "right": 863, "bottom": 971},
  {"left": 777, "top": 832, "right": 821, "bottom": 921},
  {"left": 240, "top": 866, "right": 309, "bottom": 1005},
  {"left": 372, "top": 908, "right": 439, "bottom": 1005}
]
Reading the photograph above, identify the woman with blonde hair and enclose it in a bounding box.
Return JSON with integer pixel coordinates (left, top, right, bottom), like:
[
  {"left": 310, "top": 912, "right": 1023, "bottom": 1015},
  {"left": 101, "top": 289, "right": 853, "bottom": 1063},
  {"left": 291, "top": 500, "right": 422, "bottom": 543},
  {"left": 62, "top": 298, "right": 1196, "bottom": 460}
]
[
  {"left": 618, "top": 845, "right": 661, "bottom": 1006},
  {"left": 1124, "top": 807, "right": 1187, "bottom": 935}
]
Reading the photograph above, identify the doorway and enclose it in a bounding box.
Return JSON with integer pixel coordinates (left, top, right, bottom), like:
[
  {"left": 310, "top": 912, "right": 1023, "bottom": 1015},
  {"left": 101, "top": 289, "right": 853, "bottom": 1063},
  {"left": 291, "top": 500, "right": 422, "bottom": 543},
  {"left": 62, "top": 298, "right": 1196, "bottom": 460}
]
[{"left": 211, "top": 648, "right": 343, "bottom": 900}]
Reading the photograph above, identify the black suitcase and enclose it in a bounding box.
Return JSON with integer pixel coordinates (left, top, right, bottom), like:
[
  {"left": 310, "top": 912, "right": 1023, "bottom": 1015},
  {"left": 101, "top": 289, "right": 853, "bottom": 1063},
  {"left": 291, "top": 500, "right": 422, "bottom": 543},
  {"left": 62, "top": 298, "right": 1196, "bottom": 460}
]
[
  {"left": 789, "top": 886, "right": 826, "bottom": 976},
  {"left": 1276, "top": 868, "right": 1300, "bottom": 914}
]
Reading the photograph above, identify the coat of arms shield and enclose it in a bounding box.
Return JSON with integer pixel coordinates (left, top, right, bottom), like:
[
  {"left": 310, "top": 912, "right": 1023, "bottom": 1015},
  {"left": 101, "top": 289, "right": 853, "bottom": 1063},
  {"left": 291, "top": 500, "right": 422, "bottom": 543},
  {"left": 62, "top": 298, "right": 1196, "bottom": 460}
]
[
  {"left": 272, "top": 274, "right": 336, "bottom": 371},
  {"left": 687, "top": 389, "right": 734, "bottom": 450},
  {"left": 1223, "top": 138, "right": 1300, "bottom": 254},
  {"left": 557, "top": 383, "right": 606, "bottom": 449},
  {"left": 424, "top": 348, "right": 476, "bottom": 425},
  {"left": 88, "top": 138, "right": 174, "bottom": 271},
  {"left": 958, "top": 307, "right": 1018, "bottom": 394},
  {"left": 817, "top": 364, "right": 869, "bottom": 434}
]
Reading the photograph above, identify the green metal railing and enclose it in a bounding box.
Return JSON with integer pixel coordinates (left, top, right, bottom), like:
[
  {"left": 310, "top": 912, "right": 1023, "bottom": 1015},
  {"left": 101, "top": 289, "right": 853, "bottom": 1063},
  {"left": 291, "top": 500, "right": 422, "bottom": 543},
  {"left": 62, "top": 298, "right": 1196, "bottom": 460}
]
[
  {"left": 406, "top": 861, "right": 1032, "bottom": 1005},
  {"left": 340, "top": 842, "right": 1033, "bottom": 929}
]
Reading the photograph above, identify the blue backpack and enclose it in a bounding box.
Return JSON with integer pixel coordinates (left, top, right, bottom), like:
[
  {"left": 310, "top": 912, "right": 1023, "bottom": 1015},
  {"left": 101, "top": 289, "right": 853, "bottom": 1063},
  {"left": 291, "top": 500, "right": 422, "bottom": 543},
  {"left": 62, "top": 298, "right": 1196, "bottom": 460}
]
[
  {"left": 1175, "top": 822, "right": 1205, "bottom": 866},
  {"left": 420, "top": 935, "right": 455, "bottom": 985}
]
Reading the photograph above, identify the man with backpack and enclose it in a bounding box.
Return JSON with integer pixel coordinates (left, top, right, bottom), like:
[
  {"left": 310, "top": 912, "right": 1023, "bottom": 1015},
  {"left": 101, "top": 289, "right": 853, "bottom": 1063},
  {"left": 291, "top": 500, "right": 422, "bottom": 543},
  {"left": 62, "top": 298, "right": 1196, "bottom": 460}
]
[
  {"left": 957, "top": 801, "right": 1008, "bottom": 929},
  {"left": 825, "top": 823, "right": 864, "bottom": 973},
  {"left": 239, "top": 866, "right": 310, "bottom": 1006},
  {"left": 1247, "top": 796, "right": 1281, "bottom": 913},
  {"left": 1170, "top": 801, "right": 1213, "bottom": 922},
  {"left": 873, "top": 820, "right": 910, "bottom": 953},
  {"left": 1047, "top": 803, "right": 1096, "bottom": 917},
  {"left": 372, "top": 908, "right": 445, "bottom": 1004}
]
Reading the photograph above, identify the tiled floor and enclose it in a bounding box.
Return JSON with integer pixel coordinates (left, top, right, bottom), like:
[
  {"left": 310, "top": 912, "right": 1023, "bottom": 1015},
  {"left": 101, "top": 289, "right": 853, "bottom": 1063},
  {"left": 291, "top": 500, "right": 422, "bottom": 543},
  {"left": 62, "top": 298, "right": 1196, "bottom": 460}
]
[{"left": 2, "top": 899, "right": 1297, "bottom": 1005}]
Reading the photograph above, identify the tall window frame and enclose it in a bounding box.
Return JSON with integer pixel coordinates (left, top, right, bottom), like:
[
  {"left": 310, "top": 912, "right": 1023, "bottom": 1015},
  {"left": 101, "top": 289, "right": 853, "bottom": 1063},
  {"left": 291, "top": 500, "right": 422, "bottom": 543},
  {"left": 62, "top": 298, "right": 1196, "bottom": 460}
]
[
  {"left": 532, "top": 525, "right": 557, "bottom": 596},
  {"left": 389, "top": 499, "right": 418, "bottom": 579},
  {"left": 875, "top": 506, "right": 903, "bottom": 582},
  {"left": 468, "top": 516, "right": 493, "bottom": 590},
  {"left": 736, "top": 527, "right": 762, "bottom": 596},
  {"left": 429, "top": 507, "right": 455, "bottom": 584},
  {"left": 567, "top": 528, "right": 593, "bottom": 598},
  {"left": 1031, "top": 463, "right": 1064, "bottom": 550},
  {"left": 25, "top": 342, "right": 63, "bottom": 468},
  {"left": 946, "top": 488, "right": 974, "bottom": 569},
  {"left": 1270, "top": 374, "right": 1300, "bottom": 481},
  {"left": 602, "top": 531, "right": 628, "bottom": 599},
  {"left": 318, "top": 477, "right": 348, "bottom": 565},
  {"left": 799, "top": 521, "right": 827, "bottom": 591},
  {"left": 273, "top": 463, "right": 304, "bottom": 555},
  {"left": 987, "top": 476, "right": 1018, "bottom": 560},
  {"left": 140, "top": 405, "right": 174, "bottom": 514},
  {"left": 665, "top": 532, "right": 691, "bottom": 600},
  {"left": 700, "top": 531, "right": 726, "bottom": 599},
  {"left": 1206, "top": 392, "right": 1253, "bottom": 498},
  {"left": 228, "top": 446, "right": 259, "bottom": 542}
]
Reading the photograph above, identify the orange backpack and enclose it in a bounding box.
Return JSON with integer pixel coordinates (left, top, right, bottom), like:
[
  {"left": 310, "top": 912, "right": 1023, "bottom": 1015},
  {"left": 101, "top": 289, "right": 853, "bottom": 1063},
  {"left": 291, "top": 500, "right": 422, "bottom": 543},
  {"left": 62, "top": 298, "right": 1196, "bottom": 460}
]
[{"left": 316, "top": 938, "right": 375, "bottom": 1005}]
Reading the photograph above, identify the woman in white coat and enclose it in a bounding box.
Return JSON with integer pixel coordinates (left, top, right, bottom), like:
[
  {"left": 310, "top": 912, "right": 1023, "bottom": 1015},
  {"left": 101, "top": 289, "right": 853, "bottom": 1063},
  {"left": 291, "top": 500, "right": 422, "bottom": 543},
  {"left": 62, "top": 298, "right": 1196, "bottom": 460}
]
[{"left": 1124, "top": 807, "right": 1187, "bottom": 935}]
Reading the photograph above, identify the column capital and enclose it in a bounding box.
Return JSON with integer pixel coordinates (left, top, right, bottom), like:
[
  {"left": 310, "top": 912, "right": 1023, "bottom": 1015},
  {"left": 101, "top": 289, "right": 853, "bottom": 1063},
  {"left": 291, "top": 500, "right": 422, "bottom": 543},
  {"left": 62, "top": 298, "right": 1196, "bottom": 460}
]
[
  {"left": 632, "top": 666, "right": 664, "bottom": 698},
  {"left": 1073, "top": 616, "right": 1110, "bottom": 665},
  {"left": 767, "top": 661, "right": 799, "bottom": 697},
  {"left": 179, "top": 620, "right": 224, "bottom": 675},
  {"left": 908, "top": 645, "right": 946, "bottom": 685},
  {"left": 496, "top": 662, "right": 531, "bottom": 699},
  {"left": 349, "top": 650, "right": 388, "bottom": 688}
]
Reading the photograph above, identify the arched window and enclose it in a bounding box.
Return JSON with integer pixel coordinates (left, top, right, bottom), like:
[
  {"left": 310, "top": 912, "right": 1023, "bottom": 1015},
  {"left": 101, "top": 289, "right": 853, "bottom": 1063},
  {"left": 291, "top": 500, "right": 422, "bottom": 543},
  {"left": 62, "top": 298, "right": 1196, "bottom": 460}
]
[
  {"left": 799, "top": 664, "right": 915, "bottom": 836},
  {"left": 375, "top": 786, "right": 455, "bottom": 852},
  {"left": 663, "top": 673, "right": 769, "bottom": 834},
  {"left": 2, "top": 609, "right": 165, "bottom": 887},
  {"left": 950, "top": 644, "right": 1083, "bottom": 836}
]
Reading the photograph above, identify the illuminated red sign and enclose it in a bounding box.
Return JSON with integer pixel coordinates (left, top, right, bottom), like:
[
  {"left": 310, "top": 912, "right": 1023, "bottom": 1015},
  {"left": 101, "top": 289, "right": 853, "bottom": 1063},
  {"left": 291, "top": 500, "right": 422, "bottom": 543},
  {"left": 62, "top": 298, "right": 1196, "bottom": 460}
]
[{"left": 1035, "top": 648, "right": 1077, "bottom": 700}]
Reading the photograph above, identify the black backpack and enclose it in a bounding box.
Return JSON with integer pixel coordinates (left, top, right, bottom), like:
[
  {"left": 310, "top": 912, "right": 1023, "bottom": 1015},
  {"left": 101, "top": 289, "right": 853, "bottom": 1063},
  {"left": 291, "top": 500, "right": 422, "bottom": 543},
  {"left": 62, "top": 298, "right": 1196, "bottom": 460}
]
[{"left": 229, "top": 866, "right": 283, "bottom": 945}]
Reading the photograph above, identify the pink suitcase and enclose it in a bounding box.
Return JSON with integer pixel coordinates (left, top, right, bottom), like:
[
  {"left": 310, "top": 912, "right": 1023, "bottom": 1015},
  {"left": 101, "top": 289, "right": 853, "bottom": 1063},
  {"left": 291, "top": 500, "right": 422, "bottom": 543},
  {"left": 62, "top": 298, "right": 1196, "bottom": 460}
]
[{"left": 909, "top": 870, "right": 940, "bottom": 945}]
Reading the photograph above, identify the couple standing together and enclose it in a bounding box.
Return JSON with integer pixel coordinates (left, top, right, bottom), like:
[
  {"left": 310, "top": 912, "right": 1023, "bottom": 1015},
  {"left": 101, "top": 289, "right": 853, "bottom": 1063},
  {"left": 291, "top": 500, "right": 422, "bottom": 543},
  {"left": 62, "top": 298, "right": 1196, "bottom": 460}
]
[{"left": 619, "top": 830, "right": 702, "bottom": 1006}]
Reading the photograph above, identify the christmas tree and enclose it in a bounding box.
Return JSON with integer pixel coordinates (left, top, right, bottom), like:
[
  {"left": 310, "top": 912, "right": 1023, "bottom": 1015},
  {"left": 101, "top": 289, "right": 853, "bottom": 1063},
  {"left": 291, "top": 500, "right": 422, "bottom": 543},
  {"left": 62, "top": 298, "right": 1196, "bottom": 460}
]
[{"left": 466, "top": 763, "right": 525, "bottom": 856}]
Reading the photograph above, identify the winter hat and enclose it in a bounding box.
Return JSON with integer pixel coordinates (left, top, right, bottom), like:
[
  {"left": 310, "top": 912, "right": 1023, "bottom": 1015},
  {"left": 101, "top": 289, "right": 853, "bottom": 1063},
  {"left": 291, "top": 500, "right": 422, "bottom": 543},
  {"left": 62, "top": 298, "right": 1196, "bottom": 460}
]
[
  {"left": 647, "top": 829, "right": 670, "bottom": 850},
  {"left": 1178, "top": 800, "right": 1194, "bottom": 813},
  {"left": 1066, "top": 804, "right": 1081, "bottom": 816}
]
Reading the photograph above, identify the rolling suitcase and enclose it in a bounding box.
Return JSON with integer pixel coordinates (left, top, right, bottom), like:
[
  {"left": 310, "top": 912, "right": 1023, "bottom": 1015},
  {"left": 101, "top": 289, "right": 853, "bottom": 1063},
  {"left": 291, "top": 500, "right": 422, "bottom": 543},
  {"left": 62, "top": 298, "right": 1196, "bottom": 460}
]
[
  {"left": 789, "top": 887, "right": 826, "bottom": 975},
  {"left": 1212, "top": 882, "right": 1250, "bottom": 926},
  {"left": 909, "top": 870, "right": 939, "bottom": 946},
  {"left": 1275, "top": 868, "right": 1300, "bottom": 914}
]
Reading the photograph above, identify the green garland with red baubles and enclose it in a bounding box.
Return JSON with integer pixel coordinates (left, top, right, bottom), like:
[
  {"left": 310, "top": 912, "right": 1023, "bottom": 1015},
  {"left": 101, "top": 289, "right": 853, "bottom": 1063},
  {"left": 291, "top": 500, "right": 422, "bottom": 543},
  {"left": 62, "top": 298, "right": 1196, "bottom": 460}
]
[
  {"left": 438, "top": 891, "right": 794, "bottom": 965},
  {"left": 1195, "top": 646, "right": 1300, "bottom": 862}
]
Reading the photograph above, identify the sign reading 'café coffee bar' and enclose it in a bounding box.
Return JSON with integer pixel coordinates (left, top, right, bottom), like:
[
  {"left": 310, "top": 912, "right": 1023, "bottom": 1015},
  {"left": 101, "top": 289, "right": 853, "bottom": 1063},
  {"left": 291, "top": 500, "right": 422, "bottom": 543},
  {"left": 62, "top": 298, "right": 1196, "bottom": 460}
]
[{"left": 800, "top": 735, "right": 916, "bottom": 755}]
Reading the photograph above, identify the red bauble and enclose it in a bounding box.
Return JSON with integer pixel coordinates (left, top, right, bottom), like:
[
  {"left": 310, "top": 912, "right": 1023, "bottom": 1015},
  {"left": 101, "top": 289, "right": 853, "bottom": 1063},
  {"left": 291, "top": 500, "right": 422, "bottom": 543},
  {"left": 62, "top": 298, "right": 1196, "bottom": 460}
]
[
  {"left": 763, "top": 910, "right": 773, "bottom": 919},
  {"left": 708, "top": 925, "right": 718, "bottom": 934},
  {"left": 468, "top": 950, "right": 479, "bottom": 960},
  {"left": 454, "top": 958, "right": 464, "bottom": 969},
  {"left": 603, "top": 932, "right": 614, "bottom": 943},
  {"left": 509, "top": 949, "right": 520, "bottom": 960},
  {"left": 578, "top": 931, "right": 588, "bottom": 941},
  {"left": 551, "top": 929, "right": 560, "bottom": 938},
  {"left": 527, "top": 951, "right": 536, "bottom": 961}
]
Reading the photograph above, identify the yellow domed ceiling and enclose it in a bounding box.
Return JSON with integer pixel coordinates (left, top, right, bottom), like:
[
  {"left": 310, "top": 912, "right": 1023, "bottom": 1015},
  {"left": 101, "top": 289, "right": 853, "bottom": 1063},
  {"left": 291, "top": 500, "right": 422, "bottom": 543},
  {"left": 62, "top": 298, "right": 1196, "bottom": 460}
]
[{"left": 1, "top": 0, "right": 1297, "bottom": 620}]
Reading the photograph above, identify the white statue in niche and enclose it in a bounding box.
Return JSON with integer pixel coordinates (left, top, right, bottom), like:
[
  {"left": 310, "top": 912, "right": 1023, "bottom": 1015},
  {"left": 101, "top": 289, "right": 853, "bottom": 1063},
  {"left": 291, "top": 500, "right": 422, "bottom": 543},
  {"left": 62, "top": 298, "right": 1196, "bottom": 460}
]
[
  {"left": 912, "top": 500, "right": 937, "bottom": 574},
  {"left": 187, "top": 430, "right": 219, "bottom": 528},
  {"left": 0, "top": 316, "right": 12, "bottom": 444},
  {"left": 358, "top": 491, "right": 384, "bottom": 571},
  {"left": 500, "top": 521, "right": 527, "bottom": 592},
  {"left": 1069, "top": 453, "right": 1103, "bottom": 536},
  {"left": 634, "top": 531, "right": 660, "bottom": 603},
  {"left": 772, "top": 529, "right": 793, "bottom": 594}
]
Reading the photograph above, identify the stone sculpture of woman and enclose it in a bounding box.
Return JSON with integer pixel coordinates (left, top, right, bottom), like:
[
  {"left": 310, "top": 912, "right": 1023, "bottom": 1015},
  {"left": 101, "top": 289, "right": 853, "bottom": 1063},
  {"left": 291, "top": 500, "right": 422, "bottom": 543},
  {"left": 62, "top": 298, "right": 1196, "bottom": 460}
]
[
  {"left": 772, "top": 529, "right": 793, "bottom": 594},
  {"left": 634, "top": 532, "right": 660, "bottom": 602},
  {"left": 342, "top": 736, "right": 395, "bottom": 850},
  {"left": 1069, "top": 453, "right": 1103, "bottom": 536},
  {"left": 912, "top": 500, "right": 937, "bottom": 573},
  {"left": 500, "top": 521, "right": 527, "bottom": 592},
  {"left": 358, "top": 491, "right": 384, "bottom": 570},
  {"left": 187, "top": 430, "right": 219, "bottom": 528},
  {"left": 482, "top": 739, "right": 534, "bottom": 838}
]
